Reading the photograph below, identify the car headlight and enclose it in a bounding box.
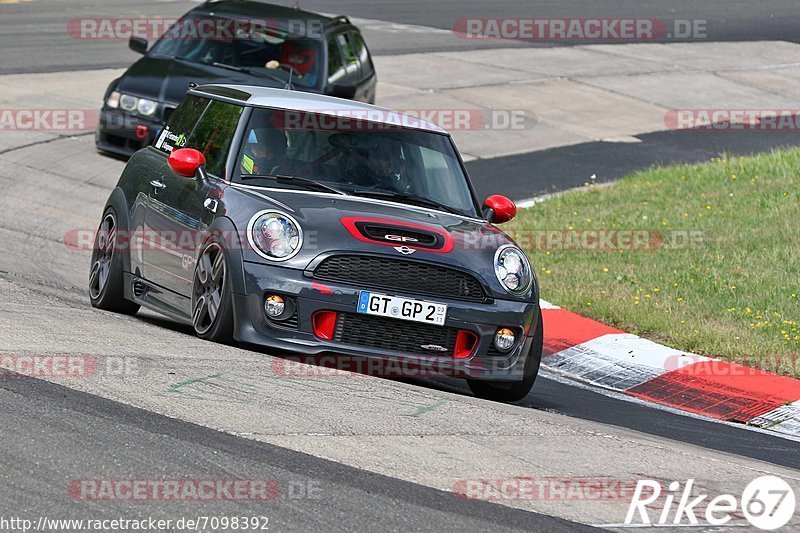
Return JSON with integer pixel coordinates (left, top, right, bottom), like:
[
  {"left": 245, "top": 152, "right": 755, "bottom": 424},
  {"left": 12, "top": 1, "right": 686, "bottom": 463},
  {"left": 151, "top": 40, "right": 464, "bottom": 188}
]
[
  {"left": 494, "top": 244, "right": 532, "bottom": 294},
  {"left": 113, "top": 93, "right": 158, "bottom": 116},
  {"left": 119, "top": 94, "right": 137, "bottom": 112},
  {"left": 247, "top": 211, "right": 303, "bottom": 261},
  {"left": 137, "top": 98, "right": 158, "bottom": 116},
  {"left": 106, "top": 91, "right": 121, "bottom": 109}
]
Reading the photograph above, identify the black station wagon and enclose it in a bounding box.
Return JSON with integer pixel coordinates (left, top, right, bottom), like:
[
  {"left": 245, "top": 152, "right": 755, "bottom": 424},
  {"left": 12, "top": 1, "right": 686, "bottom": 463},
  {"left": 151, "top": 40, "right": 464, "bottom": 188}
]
[
  {"left": 96, "top": 0, "right": 377, "bottom": 158},
  {"left": 89, "top": 84, "right": 543, "bottom": 402}
]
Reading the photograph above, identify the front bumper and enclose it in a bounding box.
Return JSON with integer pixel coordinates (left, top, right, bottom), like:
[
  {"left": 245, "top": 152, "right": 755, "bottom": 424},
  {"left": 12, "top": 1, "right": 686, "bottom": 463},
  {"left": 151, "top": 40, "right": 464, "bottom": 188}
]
[
  {"left": 232, "top": 260, "right": 539, "bottom": 381},
  {"left": 95, "top": 108, "right": 162, "bottom": 158}
]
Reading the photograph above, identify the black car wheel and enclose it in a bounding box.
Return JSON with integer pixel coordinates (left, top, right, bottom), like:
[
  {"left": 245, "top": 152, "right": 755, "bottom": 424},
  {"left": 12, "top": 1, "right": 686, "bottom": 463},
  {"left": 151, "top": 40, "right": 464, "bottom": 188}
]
[
  {"left": 89, "top": 208, "right": 140, "bottom": 315},
  {"left": 191, "top": 241, "right": 234, "bottom": 343},
  {"left": 467, "top": 312, "right": 543, "bottom": 403}
]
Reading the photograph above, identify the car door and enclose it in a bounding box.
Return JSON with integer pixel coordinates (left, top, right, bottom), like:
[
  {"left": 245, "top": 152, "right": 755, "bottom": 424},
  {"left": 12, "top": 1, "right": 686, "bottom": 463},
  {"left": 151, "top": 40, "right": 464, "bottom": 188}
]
[{"left": 144, "top": 96, "right": 243, "bottom": 300}]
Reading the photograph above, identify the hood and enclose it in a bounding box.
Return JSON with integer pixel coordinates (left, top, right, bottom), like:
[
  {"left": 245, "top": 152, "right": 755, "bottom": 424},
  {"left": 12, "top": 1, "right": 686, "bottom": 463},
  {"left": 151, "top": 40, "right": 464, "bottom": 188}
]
[
  {"left": 223, "top": 186, "right": 534, "bottom": 301},
  {"left": 115, "top": 56, "right": 285, "bottom": 107}
]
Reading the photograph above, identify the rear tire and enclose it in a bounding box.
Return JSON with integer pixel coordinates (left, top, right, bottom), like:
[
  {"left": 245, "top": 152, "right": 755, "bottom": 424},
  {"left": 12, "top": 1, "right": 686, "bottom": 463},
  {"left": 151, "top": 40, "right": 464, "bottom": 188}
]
[
  {"left": 191, "top": 241, "right": 235, "bottom": 343},
  {"left": 89, "top": 208, "right": 140, "bottom": 315},
  {"left": 467, "top": 312, "right": 543, "bottom": 403}
]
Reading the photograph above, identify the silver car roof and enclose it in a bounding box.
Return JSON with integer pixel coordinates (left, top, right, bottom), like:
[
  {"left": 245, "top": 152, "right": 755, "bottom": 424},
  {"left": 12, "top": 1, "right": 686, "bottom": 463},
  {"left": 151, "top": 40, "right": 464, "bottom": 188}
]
[{"left": 190, "top": 84, "right": 447, "bottom": 134}]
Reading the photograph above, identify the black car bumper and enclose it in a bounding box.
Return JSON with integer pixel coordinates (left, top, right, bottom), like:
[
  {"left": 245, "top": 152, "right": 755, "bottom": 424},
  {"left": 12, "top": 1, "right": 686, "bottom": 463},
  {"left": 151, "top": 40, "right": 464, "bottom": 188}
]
[
  {"left": 95, "top": 108, "right": 162, "bottom": 158},
  {"left": 232, "top": 260, "right": 539, "bottom": 381}
]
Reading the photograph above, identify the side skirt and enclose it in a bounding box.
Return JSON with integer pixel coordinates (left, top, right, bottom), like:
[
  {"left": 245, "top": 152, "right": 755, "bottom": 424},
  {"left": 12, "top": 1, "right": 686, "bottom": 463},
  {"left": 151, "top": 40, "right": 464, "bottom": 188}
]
[{"left": 124, "top": 272, "right": 193, "bottom": 325}]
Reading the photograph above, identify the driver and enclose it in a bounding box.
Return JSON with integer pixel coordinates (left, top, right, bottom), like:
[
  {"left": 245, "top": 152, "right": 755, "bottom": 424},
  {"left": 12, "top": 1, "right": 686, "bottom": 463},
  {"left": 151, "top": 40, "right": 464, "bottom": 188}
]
[
  {"left": 240, "top": 127, "right": 288, "bottom": 176},
  {"left": 278, "top": 41, "right": 317, "bottom": 84},
  {"left": 354, "top": 142, "right": 408, "bottom": 192}
]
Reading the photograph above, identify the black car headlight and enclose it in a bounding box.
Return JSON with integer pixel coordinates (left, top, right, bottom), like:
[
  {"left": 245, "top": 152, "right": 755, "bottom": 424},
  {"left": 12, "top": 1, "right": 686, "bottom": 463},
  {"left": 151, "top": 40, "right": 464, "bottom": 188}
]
[
  {"left": 494, "top": 244, "right": 532, "bottom": 294},
  {"left": 119, "top": 94, "right": 137, "bottom": 112},
  {"left": 109, "top": 92, "right": 158, "bottom": 117},
  {"left": 136, "top": 98, "right": 158, "bottom": 116},
  {"left": 247, "top": 211, "right": 303, "bottom": 261}
]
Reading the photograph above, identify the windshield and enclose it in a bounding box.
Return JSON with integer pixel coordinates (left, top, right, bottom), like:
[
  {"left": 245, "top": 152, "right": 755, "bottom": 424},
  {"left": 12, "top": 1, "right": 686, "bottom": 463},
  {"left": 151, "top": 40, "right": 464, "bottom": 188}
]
[
  {"left": 149, "top": 15, "right": 322, "bottom": 89},
  {"left": 234, "top": 108, "right": 479, "bottom": 217}
]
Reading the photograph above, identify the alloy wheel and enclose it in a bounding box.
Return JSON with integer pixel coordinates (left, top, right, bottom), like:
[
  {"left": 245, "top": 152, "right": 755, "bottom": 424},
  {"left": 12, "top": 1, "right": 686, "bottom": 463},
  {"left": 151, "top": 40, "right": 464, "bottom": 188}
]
[
  {"left": 192, "top": 243, "right": 226, "bottom": 335},
  {"left": 89, "top": 213, "right": 116, "bottom": 300}
]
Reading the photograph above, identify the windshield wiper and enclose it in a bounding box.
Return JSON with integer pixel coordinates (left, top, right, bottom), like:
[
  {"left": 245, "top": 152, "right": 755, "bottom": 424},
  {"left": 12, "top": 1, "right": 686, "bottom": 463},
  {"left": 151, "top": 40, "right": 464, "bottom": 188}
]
[
  {"left": 241, "top": 174, "right": 347, "bottom": 196},
  {"left": 352, "top": 189, "right": 465, "bottom": 216},
  {"left": 209, "top": 62, "right": 286, "bottom": 85}
]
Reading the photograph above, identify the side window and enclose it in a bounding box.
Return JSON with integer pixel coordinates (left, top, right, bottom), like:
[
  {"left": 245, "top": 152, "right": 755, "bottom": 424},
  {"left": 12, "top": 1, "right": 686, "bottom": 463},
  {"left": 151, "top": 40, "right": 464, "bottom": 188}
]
[
  {"left": 349, "top": 32, "right": 374, "bottom": 79},
  {"left": 153, "top": 95, "right": 208, "bottom": 154},
  {"left": 336, "top": 33, "right": 359, "bottom": 71},
  {"left": 185, "top": 100, "right": 244, "bottom": 177},
  {"left": 327, "top": 35, "right": 346, "bottom": 84}
]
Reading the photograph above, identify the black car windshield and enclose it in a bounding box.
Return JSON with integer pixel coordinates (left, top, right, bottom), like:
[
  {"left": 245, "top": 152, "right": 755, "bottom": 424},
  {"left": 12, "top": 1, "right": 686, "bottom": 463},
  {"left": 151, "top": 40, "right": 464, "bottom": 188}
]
[
  {"left": 234, "top": 108, "right": 480, "bottom": 218},
  {"left": 149, "top": 15, "right": 322, "bottom": 89}
]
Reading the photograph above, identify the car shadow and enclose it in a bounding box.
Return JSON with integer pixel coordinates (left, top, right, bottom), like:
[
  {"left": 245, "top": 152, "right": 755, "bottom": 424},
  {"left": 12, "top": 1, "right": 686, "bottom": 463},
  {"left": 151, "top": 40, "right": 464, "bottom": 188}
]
[
  {"left": 131, "top": 311, "right": 548, "bottom": 408},
  {"left": 134, "top": 312, "right": 194, "bottom": 336},
  {"left": 96, "top": 149, "right": 130, "bottom": 162}
]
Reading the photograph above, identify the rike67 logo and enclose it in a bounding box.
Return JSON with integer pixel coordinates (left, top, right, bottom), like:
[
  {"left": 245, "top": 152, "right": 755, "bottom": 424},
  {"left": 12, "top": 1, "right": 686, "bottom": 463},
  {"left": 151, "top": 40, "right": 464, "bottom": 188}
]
[{"left": 626, "top": 476, "right": 796, "bottom": 530}]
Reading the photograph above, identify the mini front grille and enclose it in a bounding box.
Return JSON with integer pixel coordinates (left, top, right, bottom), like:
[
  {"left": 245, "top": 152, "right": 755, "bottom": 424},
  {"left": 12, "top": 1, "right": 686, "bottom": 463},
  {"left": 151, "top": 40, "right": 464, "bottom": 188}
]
[
  {"left": 333, "top": 313, "right": 457, "bottom": 356},
  {"left": 314, "top": 255, "right": 488, "bottom": 302}
]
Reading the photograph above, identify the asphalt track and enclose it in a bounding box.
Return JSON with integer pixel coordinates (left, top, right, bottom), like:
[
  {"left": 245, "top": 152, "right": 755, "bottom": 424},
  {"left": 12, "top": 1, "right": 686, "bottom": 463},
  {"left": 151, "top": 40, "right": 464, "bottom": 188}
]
[
  {"left": 3, "top": 0, "right": 800, "bottom": 73},
  {"left": 2, "top": 1, "right": 800, "bottom": 531},
  {"left": 298, "top": 0, "right": 800, "bottom": 44},
  {"left": 0, "top": 375, "right": 593, "bottom": 532}
]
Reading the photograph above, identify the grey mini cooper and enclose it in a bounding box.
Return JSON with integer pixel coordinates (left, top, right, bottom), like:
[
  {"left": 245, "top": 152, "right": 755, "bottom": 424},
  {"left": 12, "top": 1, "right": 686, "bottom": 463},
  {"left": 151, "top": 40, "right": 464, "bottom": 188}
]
[{"left": 89, "top": 84, "right": 542, "bottom": 402}]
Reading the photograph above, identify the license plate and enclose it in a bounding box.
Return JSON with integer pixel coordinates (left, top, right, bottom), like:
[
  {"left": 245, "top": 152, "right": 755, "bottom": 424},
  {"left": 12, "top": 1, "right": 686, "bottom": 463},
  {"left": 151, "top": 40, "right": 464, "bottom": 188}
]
[{"left": 357, "top": 291, "right": 447, "bottom": 326}]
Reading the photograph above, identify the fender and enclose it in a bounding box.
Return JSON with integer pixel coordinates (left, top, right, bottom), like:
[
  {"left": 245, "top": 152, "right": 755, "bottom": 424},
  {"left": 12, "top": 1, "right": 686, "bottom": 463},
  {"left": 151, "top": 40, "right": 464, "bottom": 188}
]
[
  {"left": 199, "top": 215, "right": 247, "bottom": 296},
  {"left": 199, "top": 215, "right": 252, "bottom": 343},
  {"left": 104, "top": 187, "right": 131, "bottom": 273}
]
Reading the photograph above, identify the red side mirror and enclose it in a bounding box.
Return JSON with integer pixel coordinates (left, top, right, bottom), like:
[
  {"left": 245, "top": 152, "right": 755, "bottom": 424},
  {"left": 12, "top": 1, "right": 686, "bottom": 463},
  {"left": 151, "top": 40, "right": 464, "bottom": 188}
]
[
  {"left": 168, "top": 148, "right": 205, "bottom": 177},
  {"left": 484, "top": 194, "right": 516, "bottom": 224}
]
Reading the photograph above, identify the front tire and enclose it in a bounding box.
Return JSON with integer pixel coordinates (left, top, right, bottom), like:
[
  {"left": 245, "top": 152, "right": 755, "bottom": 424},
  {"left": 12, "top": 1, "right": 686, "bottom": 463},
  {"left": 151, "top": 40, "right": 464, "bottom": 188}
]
[
  {"left": 191, "top": 241, "right": 234, "bottom": 343},
  {"left": 467, "top": 312, "right": 543, "bottom": 403},
  {"left": 89, "top": 208, "right": 140, "bottom": 315}
]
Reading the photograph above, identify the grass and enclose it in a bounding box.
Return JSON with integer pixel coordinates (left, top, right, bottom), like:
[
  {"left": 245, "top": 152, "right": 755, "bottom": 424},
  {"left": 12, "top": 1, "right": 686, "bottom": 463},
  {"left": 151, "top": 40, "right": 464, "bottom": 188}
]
[{"left": 507, "top": 149, "right": 800, "bottom": 377}]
